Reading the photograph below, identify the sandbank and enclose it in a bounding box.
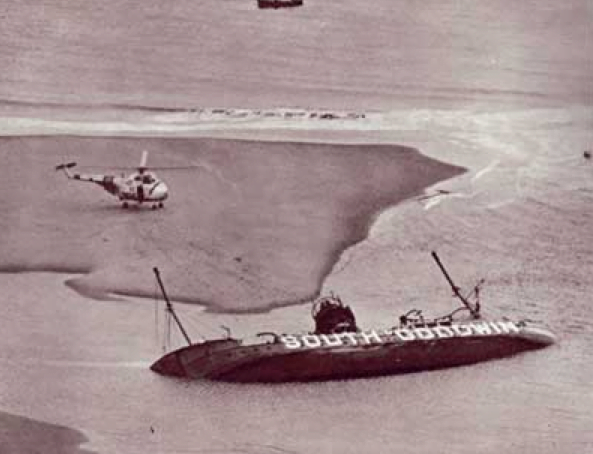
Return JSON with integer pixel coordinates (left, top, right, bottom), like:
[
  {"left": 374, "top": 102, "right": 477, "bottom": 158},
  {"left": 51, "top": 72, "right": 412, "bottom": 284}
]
[
  {"left": 0, "top": 411, "right": 94, "bottom": 454},
  {"left": 0, "top": 136, "right": 463, "bottom": 312}
]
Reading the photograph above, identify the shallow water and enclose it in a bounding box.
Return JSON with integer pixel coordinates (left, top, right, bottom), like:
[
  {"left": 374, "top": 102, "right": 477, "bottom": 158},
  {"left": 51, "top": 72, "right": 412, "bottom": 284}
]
[{"left": 1, "top": 0, "right": 593, "bottom": 453}]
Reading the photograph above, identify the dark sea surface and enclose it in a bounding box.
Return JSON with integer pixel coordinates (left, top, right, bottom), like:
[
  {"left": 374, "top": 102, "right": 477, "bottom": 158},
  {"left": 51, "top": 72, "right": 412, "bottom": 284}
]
[{"left": 1, "top": 1, "right": 592, "bottom": 453}]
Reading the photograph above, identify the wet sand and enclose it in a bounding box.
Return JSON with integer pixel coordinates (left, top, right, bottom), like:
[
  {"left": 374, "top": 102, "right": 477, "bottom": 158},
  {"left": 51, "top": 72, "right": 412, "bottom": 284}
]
[
  {"left": 0, "top": 136, "right": 463, "bottom": 312},
  {"left": 0, "top": 411, "right": 94, "bottom": 454}
]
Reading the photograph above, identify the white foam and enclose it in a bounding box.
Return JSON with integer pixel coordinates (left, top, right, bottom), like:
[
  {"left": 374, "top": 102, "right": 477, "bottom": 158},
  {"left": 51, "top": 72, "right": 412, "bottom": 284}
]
[
  {"left": 472, "top": 159, "right": 500, "bottom": 182},
  {"left": 2, "top": 105, "right": 591, "bottom": 143}
]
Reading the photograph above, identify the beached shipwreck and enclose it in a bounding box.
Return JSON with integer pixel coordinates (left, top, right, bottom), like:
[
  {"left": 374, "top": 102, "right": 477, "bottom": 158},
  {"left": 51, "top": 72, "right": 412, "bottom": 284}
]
[{"left": 150, "top": 252, "right": 555, "bottom": 383}]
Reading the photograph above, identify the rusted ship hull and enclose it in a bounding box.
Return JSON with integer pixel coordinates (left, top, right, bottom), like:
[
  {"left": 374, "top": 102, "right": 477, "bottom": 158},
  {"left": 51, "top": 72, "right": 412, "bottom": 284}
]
[{"left": 151, "top": 322, "right": 555, "bottom": 383}]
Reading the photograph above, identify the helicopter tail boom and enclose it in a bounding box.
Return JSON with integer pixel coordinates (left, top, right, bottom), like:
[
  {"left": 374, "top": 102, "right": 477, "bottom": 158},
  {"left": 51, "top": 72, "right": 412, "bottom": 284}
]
[{"left": 54, "top": 162, "right": 114, "bottom": 189}]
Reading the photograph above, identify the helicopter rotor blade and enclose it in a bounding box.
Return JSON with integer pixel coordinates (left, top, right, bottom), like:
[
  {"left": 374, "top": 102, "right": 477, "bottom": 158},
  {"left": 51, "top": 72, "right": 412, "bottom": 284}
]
[
  {"left": 139, "top": 150, "right": 148, "bottom": 169},
  {"left": 55, "top": 162, "right": 77, "bottom": 171},
  {"left": 145, "top": 165, "right": 206, "bottom": 171},
  {"left": 74, "top": 165, "right": 204, "bottom": 172}
]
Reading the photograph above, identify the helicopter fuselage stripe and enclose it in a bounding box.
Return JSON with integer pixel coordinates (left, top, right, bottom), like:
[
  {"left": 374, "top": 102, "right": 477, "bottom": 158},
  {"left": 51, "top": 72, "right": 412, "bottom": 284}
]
[
  {"left": 119, "top": 189, "right": 166, "bottom": 202},
  {"left": 149, "top": 182, "right": 161, "bottom": 195}
]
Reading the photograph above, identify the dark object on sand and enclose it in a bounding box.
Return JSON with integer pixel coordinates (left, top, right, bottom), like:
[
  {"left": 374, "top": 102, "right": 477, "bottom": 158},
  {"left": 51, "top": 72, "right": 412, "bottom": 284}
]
[
  {"left": 150, "top": 252, "right": 555, "bottom": 383},
  {"left": 584, "top": 150, "right": 591, "bottom": 159},
  {"left": 416, "top": 189, "right": 452, "bottom": 202},
  {"left": 258, "top": 0, "right": 303, "bottom": 9}
]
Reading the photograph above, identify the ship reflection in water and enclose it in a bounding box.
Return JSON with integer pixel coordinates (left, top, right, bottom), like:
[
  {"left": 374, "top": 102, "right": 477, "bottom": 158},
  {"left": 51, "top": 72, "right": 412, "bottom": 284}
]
[
  {"left": 150, "top": 252, "right": 555, "bottom": 383},
  {"left": 258, "top": 0, "right": 303, "bottom": 9}
]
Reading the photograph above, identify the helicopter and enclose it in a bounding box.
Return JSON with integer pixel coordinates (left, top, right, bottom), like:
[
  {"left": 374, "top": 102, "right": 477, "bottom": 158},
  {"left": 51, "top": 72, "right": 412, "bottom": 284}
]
[{"left": 55, "top": 150, "right": 169, "bottom": 209}]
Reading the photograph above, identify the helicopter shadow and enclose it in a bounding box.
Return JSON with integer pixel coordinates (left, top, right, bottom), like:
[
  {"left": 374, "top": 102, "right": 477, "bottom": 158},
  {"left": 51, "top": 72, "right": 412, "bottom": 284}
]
[{"left": 62, "top": 200, "right": 169, "bottom": 216}]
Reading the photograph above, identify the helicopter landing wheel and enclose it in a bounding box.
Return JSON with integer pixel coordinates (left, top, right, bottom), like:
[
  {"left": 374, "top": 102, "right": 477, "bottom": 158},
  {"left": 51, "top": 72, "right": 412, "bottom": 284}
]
[
  {"left": 158, "top": 202, "right": 164, "bottom": 209},
  {"left": 152, "top": 204, "right": 157, "bottom": 210},
  {"left": 122, "top": 202, "right": 129, "bottom": 209}
]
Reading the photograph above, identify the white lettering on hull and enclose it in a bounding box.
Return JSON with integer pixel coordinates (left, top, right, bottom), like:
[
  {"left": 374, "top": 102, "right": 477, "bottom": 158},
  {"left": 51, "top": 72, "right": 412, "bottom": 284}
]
[
  {"left": 301, "top": 334, "right": 322, "bottom": 348},
  {"left": 489, "top": 322, "right": 502, "bottom": 334},
  {"left": 394, "top": 329, "right": 415, "bottom": 341},
  {"left": 281, "top": 335, "right": 302, "bottom": 349},
  {"left": 280, "top": 321, "right": 521, "bottom": 350},
  {"left": 341, "top": 332, "right": 359, "bottom": 346},
  {"left": 471, "top": 322, "right": 493, "bottom": 335},
  {"left": 320, "top": 334, "right": 343, "bottom": 347},
  {"left": 413, "top": 327, "right": 436, "bottom": 340},
  {"left": 451, "top": 324, "right": 473, "bottom": 336},
  {"left": 497, "top": 320, "right": 521, "bottom": 333},
  {"left": 361, "top": 330, "right": 383, "bottom": 344},
  {"left": 433, "top": 326, "right": 454, "bottom": 338}
]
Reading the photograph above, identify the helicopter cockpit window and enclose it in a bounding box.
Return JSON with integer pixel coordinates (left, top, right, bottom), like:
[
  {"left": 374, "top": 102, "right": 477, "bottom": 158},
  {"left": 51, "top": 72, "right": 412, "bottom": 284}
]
[{"left": 132, "top": 173, "right": 155, "bottom": 184}]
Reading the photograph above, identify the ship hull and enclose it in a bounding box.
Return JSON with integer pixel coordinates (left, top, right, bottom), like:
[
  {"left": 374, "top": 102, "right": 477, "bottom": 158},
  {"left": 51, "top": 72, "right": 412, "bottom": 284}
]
[{"left": 151, "top": 322, "right": 555, "bottom": 383}]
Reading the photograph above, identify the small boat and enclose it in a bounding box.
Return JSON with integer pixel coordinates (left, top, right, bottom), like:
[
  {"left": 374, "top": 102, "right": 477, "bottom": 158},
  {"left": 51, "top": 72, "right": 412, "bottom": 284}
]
[
  {"left": 257, "top": 0, "right": 303, "bottom": 9},
  {"left": 150, "top": 252, "right": 555, "bottom": 383}
]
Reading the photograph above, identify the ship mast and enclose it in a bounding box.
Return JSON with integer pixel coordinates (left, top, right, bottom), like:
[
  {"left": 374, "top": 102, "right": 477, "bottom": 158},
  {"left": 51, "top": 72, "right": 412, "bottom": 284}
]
[
  {"left": 431, "top": 251, "right": 480, "bottom": 318},
  {"left": 153, "top": 267, "right": 192, "bottom": 346}
]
